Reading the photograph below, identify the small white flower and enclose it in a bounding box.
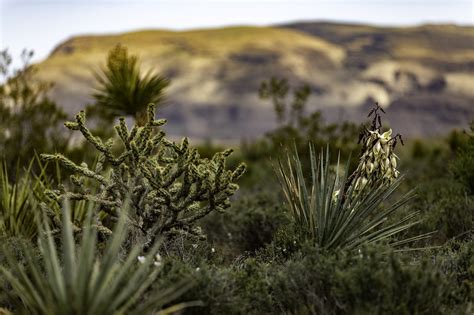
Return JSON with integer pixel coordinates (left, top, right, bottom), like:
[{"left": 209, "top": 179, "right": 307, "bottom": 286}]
[
  {"left": 354, "top": 178, "right": 361, "bottom": 189},
  {"left": 154, "top": 261, "right": 162, "bottom": 267},
  {"left": 155, "top": 253, "right": 162, "bottom": 261},
  {"left": 137, "top": 256, "right": 146, "bottom": 264},
  {"left": 211, "top": 247, "right": 215, "bottom": 253},
  {"left": 391, "top": 156, "right": 397, "bottom": 168},
  {"left": 196, "top": 267, "right": 200, "bottom": 271},
  {"left": 366, "top": 162, "right": 374, "bottom": 173},
  {"left": 374, "top": 141, "right": 382, "bottom": 153},
  {"left": 381, "top": 129, "right": 392, "bottom": 140}
]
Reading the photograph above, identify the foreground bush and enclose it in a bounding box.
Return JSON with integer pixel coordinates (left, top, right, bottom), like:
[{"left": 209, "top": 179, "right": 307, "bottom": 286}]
[
  {"left": 154, "top": 242, "right": 471, "bottom": 315},
  {"left": 202, "top": 191, "right": 290, "bottom": 258}
]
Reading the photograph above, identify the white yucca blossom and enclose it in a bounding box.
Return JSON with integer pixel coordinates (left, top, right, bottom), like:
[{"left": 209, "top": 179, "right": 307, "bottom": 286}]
[
  {"left": 355, "top": 128, "right": 400, "bottom": 191},
  {"left": 152, "top": 253, "right": 162, "bottom": 267}
]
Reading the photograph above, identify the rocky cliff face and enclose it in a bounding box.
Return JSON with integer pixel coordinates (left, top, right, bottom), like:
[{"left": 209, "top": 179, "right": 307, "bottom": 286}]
[{"left": 36, "top": 23, "right": 474, "bottom": 140}]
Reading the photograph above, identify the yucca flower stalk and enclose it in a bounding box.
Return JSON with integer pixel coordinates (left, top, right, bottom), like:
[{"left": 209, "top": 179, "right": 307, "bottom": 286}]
[
  {"left": 276, "top": 145, "right": 429, "bottom": 250},
  {"left": 0, "top": 201, "right": 199, "bottom": 315},
  {"left": 352, "top": 104, "right": 403, "bottom": 192},
  {"left": 276, "top": 105, "right": 431, "bottom": 251}
]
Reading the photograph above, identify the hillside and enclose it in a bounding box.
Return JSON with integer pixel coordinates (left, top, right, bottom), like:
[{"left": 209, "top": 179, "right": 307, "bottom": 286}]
[{"left": 36, "top": 23, "right": 474, "bottom": 140}]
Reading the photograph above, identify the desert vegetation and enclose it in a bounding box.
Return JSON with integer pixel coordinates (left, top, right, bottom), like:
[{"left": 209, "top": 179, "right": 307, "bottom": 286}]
[{"left": 0, "top": 46, "right": 472, "bottom": 315}]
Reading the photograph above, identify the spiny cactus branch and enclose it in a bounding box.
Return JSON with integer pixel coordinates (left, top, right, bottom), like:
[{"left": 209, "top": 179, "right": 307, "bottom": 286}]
[{"left": 41, "top": 103, "right": 246, "bottom": 243}]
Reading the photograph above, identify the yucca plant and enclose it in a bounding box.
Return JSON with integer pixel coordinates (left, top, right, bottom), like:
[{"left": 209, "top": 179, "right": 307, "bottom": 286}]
[
  {"left": 0, "top": 201, "right": 198, "bottom": 315},
  {"left": 276, "top": 145, "right": 430, "bottom": 251},
  {"left": 92, "top": 44, "right": 170, "bottom": 126},
  {"left": 0, "top": 158, "right": 86, "bottom": 240},
  {"left": 0, "top": 160, "right": 46, "bottom": 240}
]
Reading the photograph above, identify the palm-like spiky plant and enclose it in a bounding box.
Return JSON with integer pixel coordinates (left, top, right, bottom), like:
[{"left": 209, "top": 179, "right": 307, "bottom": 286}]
[
  {"left": 93, "top": 44, "right": 170, "bottom": 126},
  {"left": 275, "top": 145, "right": 431, "bottom": 251},
  {"left": 0, "top": 161, "right": 46, "bottom": 240},
  {"left": 0, "top": 201, "right": 198, "bottom": 314}
]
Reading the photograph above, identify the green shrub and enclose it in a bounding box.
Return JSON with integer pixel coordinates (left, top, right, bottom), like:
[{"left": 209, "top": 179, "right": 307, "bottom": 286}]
[
  {"left": 430, "top": 239, "right": 474, "bottom": 307},
  {"left": 451, "top": 122, "right": 474, "bottom": 195},
  {"left": 155, "top": 243, "right": 470, "bottom": 315},
  {"left": 272, "top": 245, "right": 451, "bottom": 315},
  {"left": 0, "top": 49, "right": 69, "bottom": 172},
  {"left": 202, "top": 191, "right": 290, "bottom": 257}
]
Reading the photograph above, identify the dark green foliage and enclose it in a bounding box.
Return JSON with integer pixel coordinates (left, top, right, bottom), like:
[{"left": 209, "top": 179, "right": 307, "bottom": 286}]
[
  {"left": 155, "top": 243, "right": 471, "bottom": 315},
  {"left": 410, "top": 177, "right": 473, "bottom": 243},
  {"left": 431, "top": 239, "right": 474, "bottom": 306},
  {"left": 91, "top": 44, "right": 170, "bottom": 126},
  {"left": 273, "top": 246, "right": 449, "bottom": 315},
  {"left": 0, "top": 236, "right": 36, "bottom": 311},
  {"left": 400, "top": 128, "right": 474, "bottom": 243},
  {"left": 411, "top": 139, "right": 429, "bottom": 159},
  {"left": 202, "top": 191, "right": 290, "bottom": 257},
  {"left": 0, "top": 50, "right": 69, "bottom": 172},
  {"left": 451, "top": 122, "right": 474, "bottom": 195}
]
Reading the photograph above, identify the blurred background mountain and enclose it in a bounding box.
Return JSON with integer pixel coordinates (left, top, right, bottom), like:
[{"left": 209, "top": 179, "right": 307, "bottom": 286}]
[{"left": 34, "top": 22, "right": 474, "bottom": 141}]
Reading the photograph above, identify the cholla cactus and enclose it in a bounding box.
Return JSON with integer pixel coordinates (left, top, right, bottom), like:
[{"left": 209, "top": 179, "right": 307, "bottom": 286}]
[
  {"left": 41, "top": 103, "right": 245, "bottom": 245},
  {"left": 353, "top": 104, "right": 403, "bottom": 191}
]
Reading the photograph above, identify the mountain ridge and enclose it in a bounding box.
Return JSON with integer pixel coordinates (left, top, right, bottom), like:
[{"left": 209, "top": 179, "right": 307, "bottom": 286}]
[{"left": 35, "top": 22, "right": 474, "bottom": 140}]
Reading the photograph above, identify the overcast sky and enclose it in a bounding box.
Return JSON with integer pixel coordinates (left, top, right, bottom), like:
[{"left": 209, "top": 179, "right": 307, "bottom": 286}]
[{"left": 1, "top": 0, "right": 473, "bottom": 66}]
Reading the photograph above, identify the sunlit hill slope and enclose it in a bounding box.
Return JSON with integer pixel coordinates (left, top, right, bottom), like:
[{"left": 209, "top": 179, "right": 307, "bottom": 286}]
[{"left": 36, "top": 23, "right": 474, "bottom": 140}]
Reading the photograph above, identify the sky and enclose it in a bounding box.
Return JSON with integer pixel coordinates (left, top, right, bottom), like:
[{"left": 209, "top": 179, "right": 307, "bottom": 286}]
[{"left": 1, "top": 0, "right": 473, "bottom": 66}]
